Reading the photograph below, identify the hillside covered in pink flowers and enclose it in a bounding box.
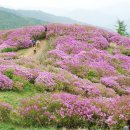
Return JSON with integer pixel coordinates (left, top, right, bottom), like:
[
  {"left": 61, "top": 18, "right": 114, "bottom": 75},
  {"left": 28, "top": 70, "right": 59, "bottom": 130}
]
[{"left": 0, "top": 24, "right": 130, "bottom": 129}]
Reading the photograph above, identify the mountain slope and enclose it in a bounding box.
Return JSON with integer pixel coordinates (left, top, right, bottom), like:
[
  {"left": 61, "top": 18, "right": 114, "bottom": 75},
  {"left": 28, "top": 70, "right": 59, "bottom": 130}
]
[
  {"left": 0, "top": 24, "right": 130, "bottom": 129},
  {"left": 0, "top": 10, "right": 47, "bottom": 30},
  {"left": 0, "top": 7, "right": 81, "bottom": 25},
  {"left": 17, "top": 10, "right": 81, "bottom": 24}
]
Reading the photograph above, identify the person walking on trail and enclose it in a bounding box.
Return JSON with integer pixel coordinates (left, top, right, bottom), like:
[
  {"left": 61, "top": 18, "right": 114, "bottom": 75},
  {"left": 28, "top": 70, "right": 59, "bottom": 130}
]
[
  {"left": 44, "top": 25, "right": 48, "bottom": 39},
  {"left": 45, "top": 25, "right": 47, "bottom": 32},
  {"left": 33, "top": 40, "right": 40, "bottom": 54},
  {"left": 36, "top": 40, "right": 40, "bottom": 48},
  {"left": 33, "top": 46, "right": 37, "bottom": 54},
  {"left": 32, "top": 39, "right": 36, "bottom": 47},
  {"left": 124, "top": 119, "right": 130, "bottom": 130}
]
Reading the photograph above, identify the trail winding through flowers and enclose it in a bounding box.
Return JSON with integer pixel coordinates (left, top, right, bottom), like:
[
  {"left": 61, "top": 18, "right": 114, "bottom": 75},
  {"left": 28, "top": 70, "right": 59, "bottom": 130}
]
[{"left": 18, "top": 40, "right": 46, "bottom": 61}]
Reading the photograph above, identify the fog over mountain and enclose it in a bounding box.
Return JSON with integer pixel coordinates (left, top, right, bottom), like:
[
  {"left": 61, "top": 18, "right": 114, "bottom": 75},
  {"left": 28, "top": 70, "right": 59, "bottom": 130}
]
[
  {"left": 0, "top": 7, "right": 82, "bottom": 29},
  {"left": 1, "top": 0, "right": 130, "bottom": 32},
  {"left": 64, "top": 7, "right": 130, "bottom": 32}
]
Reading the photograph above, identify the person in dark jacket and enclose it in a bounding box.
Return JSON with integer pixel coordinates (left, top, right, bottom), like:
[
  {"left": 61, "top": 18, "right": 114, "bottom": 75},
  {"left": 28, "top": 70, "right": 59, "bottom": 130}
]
[
  {"left": 32, "top": 39, "right": 36, "bottom": 47},
  {"left": 45, "top": 25, "right": 47, "bottom": 32},
  {"left": 44, "top": 25, "right": 48, "bottom": 39}
]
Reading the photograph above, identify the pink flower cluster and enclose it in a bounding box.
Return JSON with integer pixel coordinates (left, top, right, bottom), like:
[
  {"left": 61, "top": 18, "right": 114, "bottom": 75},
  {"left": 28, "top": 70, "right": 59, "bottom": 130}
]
[
  {"left": 18, "top": 93, "right": 103, "bottom": 127},
  {"left": 91, "top": 96, "right": 130, "bottom": 127},
  {"left": 0, "top": 72, "right": 13, "bottom": 90},
  {"left": 47, "top": 24, "right": 130, "bottom": 49},
  {"left": 18, "top": 93, "right": 130, "bottom": 128},
  {"left": 52, "top": 93, "right": 102, "bottom": 120},
  {"left": 0, "top": 26, "right": 45, "bottom": 50},
  {"left": 49, "top": 37, "right": 117, "bottom": 77},
  {"left": 0, "top": 52, "right": 17, "bottom": 59}
]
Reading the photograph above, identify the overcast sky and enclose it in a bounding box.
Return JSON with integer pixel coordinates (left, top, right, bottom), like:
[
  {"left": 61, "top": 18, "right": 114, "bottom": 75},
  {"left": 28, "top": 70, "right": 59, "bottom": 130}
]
[{"left": 0, "top": 0, "right": 129, "bottom": 16}]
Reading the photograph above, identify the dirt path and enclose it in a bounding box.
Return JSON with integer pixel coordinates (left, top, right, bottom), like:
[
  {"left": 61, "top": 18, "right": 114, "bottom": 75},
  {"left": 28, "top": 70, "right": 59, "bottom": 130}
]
[{"left": 17, "top": 40, "right": 46, "bottom": 60}]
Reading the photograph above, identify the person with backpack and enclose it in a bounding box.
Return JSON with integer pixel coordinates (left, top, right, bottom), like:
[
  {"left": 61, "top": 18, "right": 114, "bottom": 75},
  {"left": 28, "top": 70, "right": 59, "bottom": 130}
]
[
  {"left": 32, "top": 39, "right": 36, "bottom": 47},
  {"left": 36, "top": 40, "right": 40, "bottom": 48},
  {"left": 124, "top": 119, "right": 130, "bottom": 130}
]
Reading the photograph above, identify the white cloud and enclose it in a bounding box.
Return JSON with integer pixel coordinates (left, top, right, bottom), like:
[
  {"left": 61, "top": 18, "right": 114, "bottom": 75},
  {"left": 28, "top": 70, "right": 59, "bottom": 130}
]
[
  {"left": 0, "top": 0, "right": 126, "bottom": 9},
  {"left": 0, "top": 0, "right": 129, "bottom": 15}
]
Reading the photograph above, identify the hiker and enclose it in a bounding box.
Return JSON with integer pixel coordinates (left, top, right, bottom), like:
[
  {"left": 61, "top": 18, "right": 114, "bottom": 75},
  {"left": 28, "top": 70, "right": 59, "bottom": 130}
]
[
  {"left": 32, "top": 39, "right": 36, "bottom": 47},
  {"left": 124, "top": 119, "right": 130, "bottom": 130},
  {"left": 34, "top": 46, "right": 37, "bottom": 54},
  {"left": 36, "top": 40, "right": 40, "bottom": 47},
  {"left": 44, "top": 25, "right": 48, "bottom": 39},
  {"left": 45, "top": 25, "right": 47, "bottom": 32}
]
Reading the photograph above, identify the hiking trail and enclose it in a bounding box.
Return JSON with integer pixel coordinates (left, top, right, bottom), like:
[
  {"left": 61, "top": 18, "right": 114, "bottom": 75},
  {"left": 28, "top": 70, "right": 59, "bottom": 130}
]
[{"left": 17, "top": 40, "right": 46, "bottom": 61}]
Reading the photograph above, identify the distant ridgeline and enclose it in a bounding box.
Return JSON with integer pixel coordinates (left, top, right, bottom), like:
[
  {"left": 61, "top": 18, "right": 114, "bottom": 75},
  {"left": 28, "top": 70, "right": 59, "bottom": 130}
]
[
  {"left": 0, "top": 10, "right": 47, "bottom": 30},
  {"left": 0, "top": 7, "right": 81, "bottom": 30}
]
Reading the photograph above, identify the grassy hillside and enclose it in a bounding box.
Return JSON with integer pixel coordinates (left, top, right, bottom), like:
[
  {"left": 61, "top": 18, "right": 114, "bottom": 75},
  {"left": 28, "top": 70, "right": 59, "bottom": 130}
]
[
  {"left": 0, "top": 10, "right": 47, "bottom": 30},
  {"left": 0, "top": 24, "right": 130, "bottom": 129}
]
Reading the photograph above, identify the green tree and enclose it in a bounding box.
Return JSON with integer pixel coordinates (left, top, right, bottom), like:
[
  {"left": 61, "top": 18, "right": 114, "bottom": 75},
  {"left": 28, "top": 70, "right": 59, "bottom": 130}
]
[{"left": 116, "top": 20, "right": 128, "bottom": 36}]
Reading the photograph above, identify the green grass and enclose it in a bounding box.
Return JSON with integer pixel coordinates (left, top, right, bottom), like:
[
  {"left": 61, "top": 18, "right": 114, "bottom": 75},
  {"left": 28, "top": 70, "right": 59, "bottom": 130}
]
[
  {"left": 0, "top": 75, "right": 43, "bottom": 107},
  {"left": 85, "top": 69, "right": 100, "bottom": 83},
  {"left": 0, "top": 123, "right": 109, "bottom": 130},
  {"left": 0, "top": 123, "right": 57, "bottom": 130},
  {"left": 106, "top": 47, "right": 114, "bottom": 54},
  {"left": 0, "top": 91, "right": 40, "bottom": 107},
  {"left": 122, "top": 49, "right": 130, "bottom": 56},
  {"left": 1, "top": 48, "right": 17, "bottom": 53},
  {"left": 37, "top": 38, "right": 55, "bottom": 65}
]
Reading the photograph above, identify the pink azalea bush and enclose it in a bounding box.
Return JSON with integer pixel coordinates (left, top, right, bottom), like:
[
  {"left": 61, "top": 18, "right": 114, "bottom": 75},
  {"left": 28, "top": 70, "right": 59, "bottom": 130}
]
[
  {"left": 17, "top": 93, "right": 130, "bottom": 129},
  {"left": 0, "top": 101, "right": 12, "bottom": 122},
  {"left": 48, "top": 37, "right": 117, "bottom": 77},
  {"left": 0, "top": 25, "right": 45, "bottom": 50},
  {"left": 0, "top": 72, "right": 13, "bottom": 90},
  {"left": 91, "top": 96, "right": 130, "bottom": 128},
  {"left": 0, "top": 52, "right": 17, "bottom": 59},
  {"left": 35, "top": 70, "right": 115, "bottom": 97},
  {"left": 0, "top": 64, "right": 34, "bottom": 80},
  {"left": 18, "top": 93, "right": 104, "bottom": 128}
]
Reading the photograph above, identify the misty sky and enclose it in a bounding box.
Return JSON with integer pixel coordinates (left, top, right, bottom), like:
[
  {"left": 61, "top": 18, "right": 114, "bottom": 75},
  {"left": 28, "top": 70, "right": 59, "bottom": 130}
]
[{"left": 0, "top": 0, "right": 130, "bottom": 17}]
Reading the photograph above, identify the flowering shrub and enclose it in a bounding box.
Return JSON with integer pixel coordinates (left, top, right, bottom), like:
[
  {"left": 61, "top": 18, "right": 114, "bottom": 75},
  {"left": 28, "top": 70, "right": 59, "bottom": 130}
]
[
  {"left": 18, "top": 93, "right": 103, "bottom": 128},
  {"left": 0, "top": 24, "right": 130, "bottom": 129},
  {"left": 18, "top": 93, "right": 130, "bottom": 129},
  {"left": 0, "top": 64, "right": 34, "bottom": 80},
  {"left": 101, "top": 76, "right": 130, "bottom": 95},
  {"left": 0, "top": 72, "right": 13, "bottom": 90},
  {"left": 18, "top": 94, "right": 61, "bottom": 126},
  {"left": 49, "top": 37, "right": 116, "bottom": 77},
  {"left": 0, "top": 25, "right": 45, "bottom": 50},
  {"left": 35, "top": 71, "right": 103, "bottom": 97},
  {"left": 91, "top": 96, "right": 130, "bottom": 129},
  {"left": 0, "top": 101, "right": 12, "bottom": 122},
  {"left": 110, "top": 35, "right": 130, "bottom": 49},
  {"left": 0, "top": 52, "right": 17, "bottom": 59},
  {"left": 101, "top": 76, "right": 119, "bottom": 88}
]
